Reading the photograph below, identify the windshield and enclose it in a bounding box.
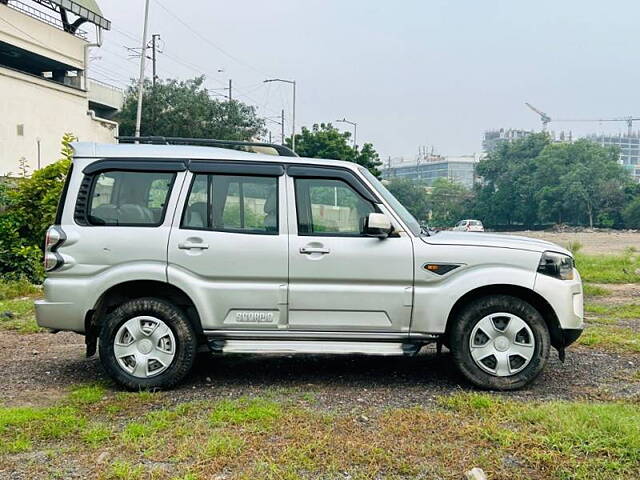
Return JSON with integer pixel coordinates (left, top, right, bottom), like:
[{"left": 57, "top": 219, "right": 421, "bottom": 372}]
[{"left": 358, "top": 167, "right": 421, "bottom": 236}]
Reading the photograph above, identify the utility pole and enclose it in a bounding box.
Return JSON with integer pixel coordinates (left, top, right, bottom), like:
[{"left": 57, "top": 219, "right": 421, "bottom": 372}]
[
  {"left": 281, "top": 109, "right": 285, "bottom": 145},
  {"left": 150, "top": 33, "right": 160, "bottom": 86},
  {"left": 134, "top": 0, "right": 151, "bottom": 139},
  {"left": 228, "top": 79, "right": 232, "bottom": 101},
  {"left": 264, "top": 78, "right": 296, "bottom": 152}
]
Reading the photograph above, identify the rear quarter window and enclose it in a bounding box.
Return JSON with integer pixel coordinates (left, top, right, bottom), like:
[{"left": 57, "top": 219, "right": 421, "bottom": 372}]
[{"left": 82, "top": 170, "right": 176, "bottom": 226}]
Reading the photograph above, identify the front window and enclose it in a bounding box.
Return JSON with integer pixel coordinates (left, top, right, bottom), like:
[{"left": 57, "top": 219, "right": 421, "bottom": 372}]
[
  {"left": 295, "top": 177, "right": 375, "bottom": 235},
  {"left": 358, "top": 167, "right": 421, "bottom": 235}
]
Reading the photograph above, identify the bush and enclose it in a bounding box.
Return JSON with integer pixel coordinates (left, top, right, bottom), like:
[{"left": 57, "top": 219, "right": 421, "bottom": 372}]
[
  {"left": 623, "top": 197, "right": 640, "bottom": 229},
  {"left": 0, "top": 134, "right": 75, "bottom": 282}
]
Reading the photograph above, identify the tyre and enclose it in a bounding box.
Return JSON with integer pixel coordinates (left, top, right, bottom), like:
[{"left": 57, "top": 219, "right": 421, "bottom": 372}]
[
  {"left": 449, "top": 295, "right": 550, "bottom": 391},
  {"left": 99, "top": 297, "right": 197, "bottom": 390}
]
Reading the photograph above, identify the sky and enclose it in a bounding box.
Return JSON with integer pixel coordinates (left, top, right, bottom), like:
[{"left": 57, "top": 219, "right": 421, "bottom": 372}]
[{"left": 93, "top": 0, "right": 640, "bottom": 160}]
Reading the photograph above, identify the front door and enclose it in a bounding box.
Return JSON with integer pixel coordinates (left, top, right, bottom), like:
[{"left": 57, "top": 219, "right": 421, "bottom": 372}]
[
  {"left": 286, "top": 167, "right": 414, "bottom": 333},
  {"left": 167, "top": 164, "right": 288, "bottom": 331}
]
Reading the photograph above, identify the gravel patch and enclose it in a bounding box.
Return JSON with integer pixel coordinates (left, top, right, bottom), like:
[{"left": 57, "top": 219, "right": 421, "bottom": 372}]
[{"left": 1, "top": 330, "right": 638, "bottom": 410}]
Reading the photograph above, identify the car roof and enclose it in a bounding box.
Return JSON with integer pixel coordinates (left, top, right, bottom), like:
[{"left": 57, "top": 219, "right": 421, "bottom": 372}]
[{"left": 71, "top": 142, "right": 358, "bottom": 171}]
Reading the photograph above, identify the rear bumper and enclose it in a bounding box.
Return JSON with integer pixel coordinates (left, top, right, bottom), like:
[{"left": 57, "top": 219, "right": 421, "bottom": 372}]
[{"left": 35, "top": 299, "right": 85, "bottom": 333}]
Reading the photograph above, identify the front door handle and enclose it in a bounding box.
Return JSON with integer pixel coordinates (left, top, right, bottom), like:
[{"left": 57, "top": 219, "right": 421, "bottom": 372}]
[
  {"left": 300, "top": 246, "right": 330, "bottom": 255},
  {"left": 178, "top": 240, "right": 209, "bottom": 250}
]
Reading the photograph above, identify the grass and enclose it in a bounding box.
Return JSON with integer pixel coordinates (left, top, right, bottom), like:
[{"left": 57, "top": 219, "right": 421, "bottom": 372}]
[
  {"left": 0, "top": 277, "right": 40, "bottom": 301},
  {"left": 0, "top": 278, "right": 42, "bottom": 333},
  {"left": 575, "top": 251, "right": 640, "bottom": 284},
  {"left": 578, "top": 326, "right": 640, "bottom": 353},
  {"left": 1, "top": 389, "right": 639, "bottom": 479},
  {"left": 582, "top": 283, "right": 611, "bottom": 297}
]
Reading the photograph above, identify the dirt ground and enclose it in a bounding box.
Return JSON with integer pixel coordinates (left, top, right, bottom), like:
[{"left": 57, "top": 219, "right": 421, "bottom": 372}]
[
  {"left": 0, "top": 330, "right": 638, "bottom": 412},
  {"left": 1, "top": 231, "right": 638, "bottom": 411},
  {"left": 506, "top": 230, "right": 639, "bottom": 254}
]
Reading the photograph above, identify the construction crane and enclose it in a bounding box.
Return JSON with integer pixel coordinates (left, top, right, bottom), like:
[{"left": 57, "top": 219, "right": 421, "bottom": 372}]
[
  {"left": 525, "top": 103, "right": 640, "bottom": 136},
  {"left": 525, "top": 103, "right": 552, "bottom": 131}
]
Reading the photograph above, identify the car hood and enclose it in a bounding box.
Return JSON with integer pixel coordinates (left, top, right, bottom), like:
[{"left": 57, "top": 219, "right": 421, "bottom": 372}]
[{"left": 421, "top": 231, "right": 571, "bottom": 256}]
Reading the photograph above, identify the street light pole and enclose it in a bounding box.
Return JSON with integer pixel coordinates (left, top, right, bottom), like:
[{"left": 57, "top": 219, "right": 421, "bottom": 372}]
[
  {"left": 264, "top": 78, "right": 296, "bottom": 152},
  {"left": 336, "top": 118, "right": 357, "bottom": 148}
]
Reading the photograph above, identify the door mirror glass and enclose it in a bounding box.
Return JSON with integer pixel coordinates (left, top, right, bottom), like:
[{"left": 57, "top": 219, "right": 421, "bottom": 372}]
[{"left": 364, "top": 213, "right": 392, "bottom": 238}]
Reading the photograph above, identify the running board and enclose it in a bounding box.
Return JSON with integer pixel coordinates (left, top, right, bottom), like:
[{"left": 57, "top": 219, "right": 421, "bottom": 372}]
[{"left": 209, "top": 339, "right": 421, "bottom": 356}]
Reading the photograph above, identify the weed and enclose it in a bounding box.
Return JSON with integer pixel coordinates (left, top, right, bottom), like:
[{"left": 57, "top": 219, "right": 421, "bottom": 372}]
[
  {"left": 69, "top": 384, "right": 106, "bottom": 405},
  {"left": 209, "top": 397, "right": 282, "bottom": 428},
  {"left": 566, "top": 240, "right": 583, "bottom": 254},
  {"left": 204, "top": 432, "right": 244, "bottom": 457},
  {"left": 108, "top": 461, "right": 144, "bottom": 480},
  {"left": 82, "top": 424, "right": 111, "bottom": 447}
]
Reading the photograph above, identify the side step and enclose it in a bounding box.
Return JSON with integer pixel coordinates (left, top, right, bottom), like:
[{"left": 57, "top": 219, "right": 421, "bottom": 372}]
[{"left": 209, "top": 339, "right": 421, "bottom": 356}]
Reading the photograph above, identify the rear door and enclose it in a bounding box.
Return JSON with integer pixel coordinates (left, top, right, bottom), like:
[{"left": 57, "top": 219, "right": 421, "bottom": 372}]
[
  {"left": 286, "top": 166, "right": 414, "bottom": 334},
  {"left": 167, "top": 161, "right": 288, "bottom": 331}
]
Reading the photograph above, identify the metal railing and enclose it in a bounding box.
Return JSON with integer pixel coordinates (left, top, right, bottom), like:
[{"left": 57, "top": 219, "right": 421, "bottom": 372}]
[{"left": 6, "top": 0, "right": 88, "bottom": 39}]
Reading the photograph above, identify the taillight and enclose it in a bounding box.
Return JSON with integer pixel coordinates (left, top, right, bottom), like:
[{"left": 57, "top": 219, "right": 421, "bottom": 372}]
[{"left": 44, "top": 226, "right": 66, "bottom": 272}]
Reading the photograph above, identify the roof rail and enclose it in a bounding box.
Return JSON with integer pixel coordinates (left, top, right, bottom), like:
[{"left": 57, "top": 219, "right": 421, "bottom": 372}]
[{"left": 117, "top": 136, "right": 298, "bottom": 158}]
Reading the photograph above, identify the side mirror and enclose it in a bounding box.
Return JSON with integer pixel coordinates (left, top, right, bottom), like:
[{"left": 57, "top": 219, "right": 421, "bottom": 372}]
[{"left": 364, "top": 212, "right": 393, "bottom": 238}]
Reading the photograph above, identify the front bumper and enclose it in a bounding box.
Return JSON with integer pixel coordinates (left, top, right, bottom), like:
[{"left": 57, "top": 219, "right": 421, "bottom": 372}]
[{"left": 533, "top": 269, "right": 584, "bottom": 331}]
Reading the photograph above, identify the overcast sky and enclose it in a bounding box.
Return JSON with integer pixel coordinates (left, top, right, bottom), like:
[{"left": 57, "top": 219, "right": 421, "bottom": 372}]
[{"left": 94, "top": 0, "right": 640, "bottom": 159}]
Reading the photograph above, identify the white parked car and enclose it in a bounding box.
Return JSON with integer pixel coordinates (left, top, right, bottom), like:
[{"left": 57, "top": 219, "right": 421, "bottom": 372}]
[
  {"left": 36, "top": 138, "right": 584, "bottom": 391},
  {"left": 454, "top": 219, "right": 484, "bottom": 232}
]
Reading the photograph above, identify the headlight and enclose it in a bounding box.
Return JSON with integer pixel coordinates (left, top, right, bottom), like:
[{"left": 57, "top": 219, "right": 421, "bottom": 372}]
[{"left": 537, "top": 251, "right": 575, "bottom": 280}]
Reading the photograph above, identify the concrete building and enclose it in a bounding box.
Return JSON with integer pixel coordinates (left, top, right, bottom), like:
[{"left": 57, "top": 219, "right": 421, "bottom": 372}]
[
  {"left": 586, "top": 133, "right": 640, "bottom": 183},
  {"left": 382, "top": 154, "right": 482, "bottom": 189},
  {"left": 0, "top": 0, "right": 122, "bottom": 176}
]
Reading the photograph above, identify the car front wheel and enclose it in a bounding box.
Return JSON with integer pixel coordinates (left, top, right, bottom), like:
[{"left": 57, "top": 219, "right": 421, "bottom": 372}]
[
  {"left": 450, "top": 294, "right": 550, "bottom": 390},
  {"left": 99, "top": 297, "right": 197, "bottom": 390}
]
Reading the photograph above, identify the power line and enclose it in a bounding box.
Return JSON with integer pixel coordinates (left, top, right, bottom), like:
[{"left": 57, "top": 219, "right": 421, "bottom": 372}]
[
  {"left": 152, "top": 0, "right": 271, "bottom": 77},
  {"left": 108, "top": 24, "right": 283, "bottom": 117}
]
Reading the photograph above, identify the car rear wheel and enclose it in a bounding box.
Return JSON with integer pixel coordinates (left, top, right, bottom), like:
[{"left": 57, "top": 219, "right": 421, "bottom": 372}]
[
  {"left": 450, "top": 294, "right": 550, "bottom": 390},
  {"left": 99, "top": 297, "right": 197, "bottom": 390}
]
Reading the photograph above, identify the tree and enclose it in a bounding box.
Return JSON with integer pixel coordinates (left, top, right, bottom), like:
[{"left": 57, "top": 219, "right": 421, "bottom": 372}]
[
  {"left": 533, "top": 140, "right": 629, "bottom": 228},
  {"left": 473, "top": 134, "right": 631, "bottom": 228},
  {"left": 118, "top": 76, "right": 265, "bottom": 141},
  {"left": 429, "top": 178, "right": 471, "bottom": 227},
  {"left": 385, "top": 177, "right": 429, "bottom": 222},
  {"left": 287, "top": 123, "right": 382, "bottom": 176},
  {"left": 623, "top": 197, "right": 640, "bottom": 228},
  {"left": 474, "top": 133, "right": 550, "bottom": 227}
]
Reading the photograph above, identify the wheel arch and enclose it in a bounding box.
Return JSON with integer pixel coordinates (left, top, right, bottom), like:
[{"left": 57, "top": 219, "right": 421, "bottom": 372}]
[
  {"left": 85, "top": 280, "right": 204, "bottom": 355},
  {"left": 444, "top": 284, "right": 563, "bottom": 350}
]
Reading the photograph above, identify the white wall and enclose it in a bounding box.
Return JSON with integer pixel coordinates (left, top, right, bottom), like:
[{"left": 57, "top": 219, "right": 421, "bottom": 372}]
[{"left": 0, "top": 68, "right": 117, "bottom": 176}]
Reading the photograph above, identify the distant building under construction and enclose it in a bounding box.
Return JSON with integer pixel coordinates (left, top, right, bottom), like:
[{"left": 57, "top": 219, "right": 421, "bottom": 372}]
[{"left": 586, "top": 133, "right": 640, "bottom": 183}]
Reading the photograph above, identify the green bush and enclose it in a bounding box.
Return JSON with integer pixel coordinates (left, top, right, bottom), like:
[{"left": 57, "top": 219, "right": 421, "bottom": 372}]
[
  {"left": 623, "top": 197, "right": 640, "bottom": 229},
  {"left": 0, "top": 134, "right": 75, "bottom": 282}
]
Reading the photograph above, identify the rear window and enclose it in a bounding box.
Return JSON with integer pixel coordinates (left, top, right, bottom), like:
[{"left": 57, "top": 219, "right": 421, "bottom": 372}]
[{"left": 87, "top": 170, "right": 176, "bottom": 226}]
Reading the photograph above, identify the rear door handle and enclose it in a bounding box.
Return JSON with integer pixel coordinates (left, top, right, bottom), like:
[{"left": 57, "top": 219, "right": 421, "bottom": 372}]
[
  {"left": 178, "top": 241, "right": 209, "bottom": 250},
  {"left": 300, "top": 246, "right": 330, "bottom": 255}
]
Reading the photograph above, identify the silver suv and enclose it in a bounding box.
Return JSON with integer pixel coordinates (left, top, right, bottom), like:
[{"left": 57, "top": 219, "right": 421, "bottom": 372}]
[{"left": 36, "top": 138, "right": 584, "bottom": 391}]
